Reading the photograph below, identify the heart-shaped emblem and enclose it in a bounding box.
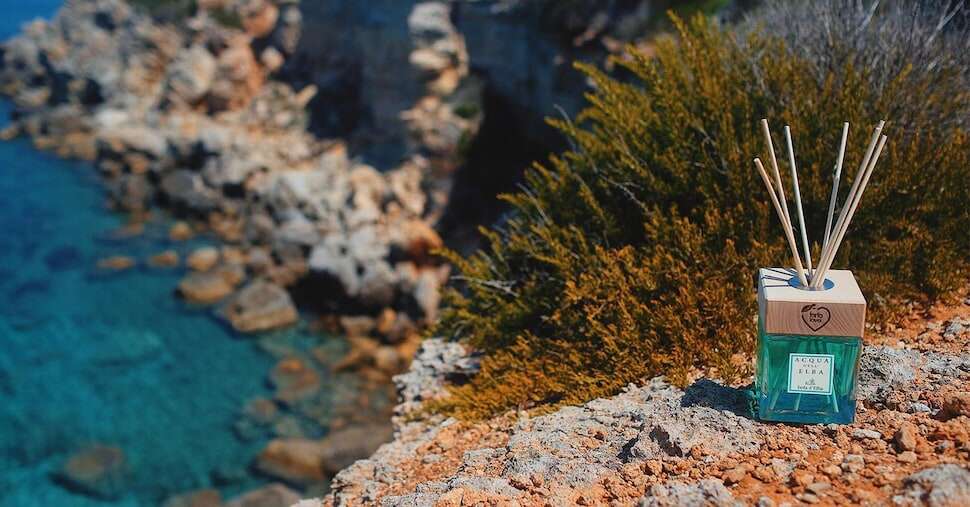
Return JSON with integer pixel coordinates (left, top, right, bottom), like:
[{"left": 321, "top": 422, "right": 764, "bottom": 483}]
[{"left": 801, "top": 304, "right": 831, "bottom": 332}]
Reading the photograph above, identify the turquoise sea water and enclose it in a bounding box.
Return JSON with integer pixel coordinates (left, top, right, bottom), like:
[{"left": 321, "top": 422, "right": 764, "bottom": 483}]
[{"left": 0, "top": 3, "right": 307, "bottom": 505}]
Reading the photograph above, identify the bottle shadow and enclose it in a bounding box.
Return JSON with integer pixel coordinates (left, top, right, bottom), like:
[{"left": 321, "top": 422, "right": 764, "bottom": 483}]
[{"left": 679, "top": 378, "right": 756, "bottom": 420}]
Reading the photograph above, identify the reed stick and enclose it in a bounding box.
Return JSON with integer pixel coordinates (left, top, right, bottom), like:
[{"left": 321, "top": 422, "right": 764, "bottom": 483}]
[
  {"left": 784, "top": 126, "right": 813, "bottom": 284},
  {"left": 813, "top": 134, "right": 887, "bottom": 286},
  {"left": 760, "top": 120, "right": 805, "bottom": 284},
  {"left": 754, "top": 158, "right": 808, "bottom": 287},
  {"left": 812, "top": 120, "right": 885, "bottom": 288},
  {"left": 823, "top": 122, "right": 850, "bottom": 252}
]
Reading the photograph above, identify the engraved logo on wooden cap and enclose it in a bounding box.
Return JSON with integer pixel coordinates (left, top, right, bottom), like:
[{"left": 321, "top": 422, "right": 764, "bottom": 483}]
[{"left": 801, "top": 304, "right": 831, "bottom": 331}]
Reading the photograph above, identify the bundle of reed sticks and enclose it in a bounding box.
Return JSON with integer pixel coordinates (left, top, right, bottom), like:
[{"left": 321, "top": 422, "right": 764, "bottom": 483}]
[{"left": 753, "top": 119, "right": 888, "bottom": 289}]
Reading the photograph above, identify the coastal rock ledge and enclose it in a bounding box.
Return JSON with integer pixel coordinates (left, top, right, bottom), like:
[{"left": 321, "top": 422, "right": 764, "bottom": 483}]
[{"left": 294, "top": 329, "right": 970, "bottom": 506}]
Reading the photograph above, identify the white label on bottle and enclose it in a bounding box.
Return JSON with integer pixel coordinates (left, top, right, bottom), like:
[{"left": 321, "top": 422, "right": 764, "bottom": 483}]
[{"left": 788, "top": 353, "right": 834, "bottom": 395}]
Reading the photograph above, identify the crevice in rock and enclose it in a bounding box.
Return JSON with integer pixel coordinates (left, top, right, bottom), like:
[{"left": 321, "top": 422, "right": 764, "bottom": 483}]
[{"left": 436, "top": 84, "right": 564, "bottom": 254}]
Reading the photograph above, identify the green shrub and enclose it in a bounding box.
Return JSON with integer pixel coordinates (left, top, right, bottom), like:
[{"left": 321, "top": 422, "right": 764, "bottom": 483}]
[{"left": 430, "top": 9, "right": 970, "bottom": 420}]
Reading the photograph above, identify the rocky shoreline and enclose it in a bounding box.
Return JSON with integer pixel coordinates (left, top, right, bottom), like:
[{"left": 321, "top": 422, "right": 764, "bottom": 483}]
[
  {"left": 0, "top": 0, "right": 456, "bottom": 340},
  {"left": 297, "top": 295, "right": 970, "bottom": 506}
]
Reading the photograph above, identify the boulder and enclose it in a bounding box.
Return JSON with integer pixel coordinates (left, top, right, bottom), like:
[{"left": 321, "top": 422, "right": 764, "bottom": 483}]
[
  {"left": 221, "top": 280, "right": 298, "bottom": 333},
  {"left": 160, "top": 170, "right": 219, "bottom": 213},
  {"left": 225, "top": 483, "right": 301, "bottom": 507},
  {"left": 169, "top": 221, "right": 194, "bottom": 241},
  {"left": 254, "top": 438, "right": 328, "bottom": 486},
  {"left": 187, "top": 247, "right": 220, "bottom": 272},
  {"left": 177, "top": 271, "right": 234, "bottom": 304},
  {"left": 167, "top": 45, "right": 216, "bottom": 104},
  {"left": 53, "top": 444, "right": 128, "bottom": 500}
]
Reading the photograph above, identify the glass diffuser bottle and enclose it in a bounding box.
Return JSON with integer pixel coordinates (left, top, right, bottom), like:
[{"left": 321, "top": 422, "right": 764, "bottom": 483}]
[{"left": 756, "top": 268, "right": 865, "bottom": 424}]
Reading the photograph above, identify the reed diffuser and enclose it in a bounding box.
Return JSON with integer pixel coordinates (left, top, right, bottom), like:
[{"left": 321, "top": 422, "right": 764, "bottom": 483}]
[{"left": 752, "top": 119, "right": 887, "bottom": 425}]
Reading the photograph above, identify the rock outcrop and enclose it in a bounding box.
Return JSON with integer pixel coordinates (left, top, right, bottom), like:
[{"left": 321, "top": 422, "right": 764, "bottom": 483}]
[
  {"left": 308, "top": 301, "right": 970, "bottom": 506},
  {"left": 0, "top": 0, "right": 450, "bottom": 333}
]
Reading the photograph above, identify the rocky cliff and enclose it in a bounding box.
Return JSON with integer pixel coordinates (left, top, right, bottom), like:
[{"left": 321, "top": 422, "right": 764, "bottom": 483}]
[{"left": 0, "top": 0, "right": 671, "bottom": 334}]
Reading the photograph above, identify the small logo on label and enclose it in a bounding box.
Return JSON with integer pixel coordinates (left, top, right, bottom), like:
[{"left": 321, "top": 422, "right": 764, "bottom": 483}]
[
  {"left": 788, "top": 353, "right": 834, "bottom": 395},
  {"left": 801, "top": 304, "right": 831, "bottom": 331}
]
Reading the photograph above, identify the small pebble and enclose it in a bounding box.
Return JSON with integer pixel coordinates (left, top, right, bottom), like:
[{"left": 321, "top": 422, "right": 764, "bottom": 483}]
[
  {"left": 756, "top": 497, "right": 775, "bottom": 507},
  {"left": 820, "top": 464, "right": 842, "bottom": 477},
  {"left": 791, "top": 470, "right": 814, "bottom": 487},
  {"left": 723, "top": 467, "right": 747, "bottom": 485},
  {"left": 806, "top": 482, "right": 831, "bottom": 495},
  {"left": 894, "top": 423, "right": 918, "bottom": 452},
  {"left": 852, "top": 428, "right": 882, "bottom": 440},
  {"left": 842, "top": 454, "right": 865, "bottom": 473},
  {"left": 896, "top": 451, "right": 918, "bottom": 463},
  {"left": 796, "top": 492, "right": 820, "bottom": 504}
]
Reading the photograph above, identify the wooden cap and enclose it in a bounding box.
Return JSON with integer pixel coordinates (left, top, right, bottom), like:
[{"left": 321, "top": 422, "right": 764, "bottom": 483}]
[{"left": 758, "top": 268, "right": 867, "bottom": 338}]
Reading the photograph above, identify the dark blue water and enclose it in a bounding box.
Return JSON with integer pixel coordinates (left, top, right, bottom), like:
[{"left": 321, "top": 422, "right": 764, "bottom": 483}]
[{"left": 0, "top": 3, "right": 304, "bottom": 505}]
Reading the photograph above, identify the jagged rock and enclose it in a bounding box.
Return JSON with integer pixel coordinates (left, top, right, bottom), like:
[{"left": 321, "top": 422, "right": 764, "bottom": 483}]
[
  {"left": 238, "top": 0, "right": 279, "bottom": 38},
  {"left": 178, "top": 271, "right": 234, "bottom": 304},
  {"left": 53, "top": 444, "right": 128, "bottom": 500},
  {"left": 260, "top": 46, "right": 285, "bottom": 72},
  {"left": 894, "top": 464, "right": 970, "bottom": 506},
  {"left": 221, "top": 280, "right": 298, "bottom": 333},
  {"left": 160, "top": 170, "right": 219, "bottom": 213},
  {"left": 209, "top": 35, "right": 264, "bottom": 111},
  {"left": 638, "top": 480, "right": 741, "bottom": 507},
  {"left": 224, "top": 483, "right": 301, "bottom": 507},
  {"left": 167, "top": 45, "right": 217, "bottom": 104},
  {"left": 187, "top": 247, "right": 220, "bottom": 272}
]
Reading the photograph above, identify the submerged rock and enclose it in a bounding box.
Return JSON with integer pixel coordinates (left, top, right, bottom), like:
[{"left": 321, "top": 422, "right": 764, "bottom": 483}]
[
  {"left": 177, "top": 271, "right": 234, "bottom": 304},
  {"left": 224, "top": 483, "right": 301, "bottom": 507},
  {"left": 221, "top": 280, "right": 298, "bottom": 333},
  {"left": 53, "top": 444, "right": 128, "bottom": 500},
  {"left": 148, "top": 250, "right": 180, "bottom": 268},
  {"left": 269, "top": 357, "right": 321, "bottom": 404},
  {"left": 161, "top": 489, "right": 222, "bottom": 507},
  {"left": 255, "top": 438, "right": 328, "bottom": 486},
  {"left": 96, "top": 255, "right": 135, "bottom": 271},
  {"left": 187, "top": 247, "right": 220, "bottom": 272}
]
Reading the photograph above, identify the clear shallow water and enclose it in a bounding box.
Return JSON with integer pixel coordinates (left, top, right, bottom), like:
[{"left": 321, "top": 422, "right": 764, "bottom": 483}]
[{"left": 0, "top": 3, "right": 306, "bottom": 505}]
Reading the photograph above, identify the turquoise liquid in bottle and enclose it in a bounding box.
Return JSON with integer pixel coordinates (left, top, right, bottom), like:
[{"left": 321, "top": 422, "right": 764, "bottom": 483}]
[
  {"left": 755, "top": 268, "right": 866, "bottom": 425},
  {"left": 756, "top": 322, "right": 861, "bottom": 424}
]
